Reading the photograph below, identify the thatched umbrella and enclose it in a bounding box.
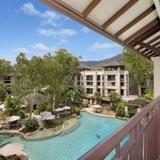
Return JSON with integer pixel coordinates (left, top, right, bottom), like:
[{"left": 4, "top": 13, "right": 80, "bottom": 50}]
[
  {"left": 22, "top": 92, "right": 50, "bottom": 117},
  {"left": 8, "top": 116, "right": 21, "bottom": 129},
  {"left": 9, "top": 116, "right": 20, "bottom": 122},
  {"left": 62, "top": 106, "right": 71, "bottom": 115},
  {"left": 40, "top": 111, "right": 55, "bottom": 121},
  {"left": 54, "top": 108, "right": 65, "bottom": 112},
  {"left": 0, "top": 143, "right": 28, "bottom": 159},
  {"left": 0, "top": 104, "right": 5, "bottom": 111},
  {"left": 90, "top": 104, "right": 102, "bottom": 113},
  {"left": 63, "top": 106, "right": 71, "bottom": 110}
]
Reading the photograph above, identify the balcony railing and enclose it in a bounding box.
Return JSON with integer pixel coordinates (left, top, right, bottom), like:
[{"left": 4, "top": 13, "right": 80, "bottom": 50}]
[{"left": 79, "top": 96, "right": 160, "bottom": 160}]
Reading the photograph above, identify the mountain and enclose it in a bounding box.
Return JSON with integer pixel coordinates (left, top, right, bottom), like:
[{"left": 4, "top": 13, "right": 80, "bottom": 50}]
[{"left": 81, "top": 54, "right": 123, "bottom": 68}]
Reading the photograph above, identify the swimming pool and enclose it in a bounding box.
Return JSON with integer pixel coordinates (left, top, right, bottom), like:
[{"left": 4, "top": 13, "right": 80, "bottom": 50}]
[{"left": 0, "top": 112, "right": 125, "bottom": 160}]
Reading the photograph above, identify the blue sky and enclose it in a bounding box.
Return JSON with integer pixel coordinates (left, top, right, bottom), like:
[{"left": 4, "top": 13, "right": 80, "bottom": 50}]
[{"left": 0, "top": 0, "right": 123, "bottom": 63}]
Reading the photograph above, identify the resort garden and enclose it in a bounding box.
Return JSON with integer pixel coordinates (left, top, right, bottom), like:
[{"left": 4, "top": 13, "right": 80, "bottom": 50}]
[
  {"left": 0, "top": 49, "right": 85, "bottom": 136},
  {"left": 0, "top": 49, "right": 154, "bottom": 160},
  {"left": 0, "top": 49, "right": 154, "bottom": 137}
]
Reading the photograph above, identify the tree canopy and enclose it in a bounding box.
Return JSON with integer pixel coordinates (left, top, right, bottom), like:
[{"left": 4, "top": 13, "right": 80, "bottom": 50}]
[
  {"left": 122, "top": 49, "right": 153, "bottom": 96},
  {"left": 12, "top": 49, "right": 80, "bottom": 107}
]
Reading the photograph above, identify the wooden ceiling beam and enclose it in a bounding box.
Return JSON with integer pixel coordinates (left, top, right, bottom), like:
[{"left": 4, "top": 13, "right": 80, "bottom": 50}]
[
  {"left": 152, "top": 41, "right": 160, "bottom": 47},
  {"left": 125, "top": 19, "right": 160, "bottom": 43},
  {"left": 147, "top": 52, "right": 159, "bottom": 58},
  {"left": 143, "top": 50, "right": 153, "bottom": 55},
  {"left": 102, "top": 0, "right": 139, "bottom": 29},
  {"left": 139, "top": 42, "right": 160, "bottom": 53},
  {"left": 115, "top": 5, "right": 156, "bottom": 37},
  {"left": 131, "top": 25, "right": 160, "bottom": 47},
  {"left": 82, "top": 0, "right": 101, "bottom": 17},
  {"left": 148, "top": 35, "right": 160, "bottom": 44},
  {"left": 41, "top": 0, "right": 160, "bottom": 59}
]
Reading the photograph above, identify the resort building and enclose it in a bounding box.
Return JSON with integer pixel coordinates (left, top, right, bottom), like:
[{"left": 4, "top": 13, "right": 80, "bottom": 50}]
[
  {"left": 75, "top": 61, "right": 129, "bottom": 98},
  {"left": 0, "top": 73, "right": 14, "bottom": 89}
]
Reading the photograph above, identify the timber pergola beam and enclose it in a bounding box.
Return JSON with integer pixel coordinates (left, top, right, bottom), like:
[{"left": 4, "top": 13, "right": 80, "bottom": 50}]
[
  {"left": 115, "top": 5, "right": 156, "bottom": 37},
  {"left": 139, "top": 42, "right": 160, "bottom": 54},
  {"left": 102, "top": 0, "right": 139, "bottom": 29},
  {"left": 82, "top": 0, "right": 101, "bottom": 17},
  {"left": 125, "top": 18, "right": 160, "bottom": 43},
  {"left": 41, "top": 0, "right": 160, "bottom": 59}
]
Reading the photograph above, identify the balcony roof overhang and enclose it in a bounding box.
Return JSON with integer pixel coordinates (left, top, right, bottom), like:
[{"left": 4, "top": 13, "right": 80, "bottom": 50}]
[{"left": 41, "top": 0, "right": 160, "bottom": 59}]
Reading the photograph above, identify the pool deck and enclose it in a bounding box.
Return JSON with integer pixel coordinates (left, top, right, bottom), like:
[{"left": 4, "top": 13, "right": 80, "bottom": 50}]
[
  {"left": 83, "top": 108, "right": 128, "bottom": 120},
  {"left": 0, "top": 118, "right": 78, "bottom": 140}
]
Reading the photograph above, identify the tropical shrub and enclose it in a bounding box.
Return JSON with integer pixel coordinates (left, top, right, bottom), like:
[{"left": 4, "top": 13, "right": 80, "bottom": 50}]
[
  {"left": 71, "top": 107, "right": 80, "bottom": 115},
  {"left": 143, "top": 88, "right": 153, "bottom": 100},
  {"left": 17, "top": 110, "right": 26, "bottom": 119},
  {"left": 74, "top": 86, "right": 84, "bottom": 106},
  {"left": 61, "top": 86, "right": 84, "bottom": 107},
  {"left": 93, "top": 91, "right": 101, "bottom": 104},
  {"left": 128, "top": 109, "right": 137, "bottom": 118},
  {"left": 4, "top": 96, "right": 20, "bottom": 116},
  {"left": 24, "top": 117, "right": 38, "bottom": 132},
  {"left": 116, "top": 101, "right": 126, "bottom": 117},
  {"left": 108, "top": 91, "right": 121, "bottom": 110},
  {"left": 47, "top": 103, "right": 53, "bottom": 112},
  {"left": 0, "top": 83, "right": 7, "bottom": 102},
  {"left": 36, "top": 103, "right": 47, "bottom": 114}
]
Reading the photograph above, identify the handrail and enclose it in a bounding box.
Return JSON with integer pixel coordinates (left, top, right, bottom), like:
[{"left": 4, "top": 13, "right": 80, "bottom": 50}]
[{"left": 79, "top": 96, "right": 160, "bottom": 160}]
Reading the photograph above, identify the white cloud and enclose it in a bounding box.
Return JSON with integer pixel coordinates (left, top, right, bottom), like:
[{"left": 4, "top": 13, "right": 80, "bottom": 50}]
[
  {"left": 37, "top": 28, "right": 77, "bottom": 38},
  {"left": 21, "top": 2, "right": 61, "bottom": 27},
  {"left": 81, "top": 27, "right": 90, "bottom": 33},
  {"left": 14, "top": 42, "right": 55, "bottom": 56},
  {"left": 14, "top": 47, "right": 29, "bottom": 53},
  {"left": 21, "top": 3, "right": 40, "bottom": 16},
  {"left": 21, "top": 2, "right": 75, "bottom": 42},
  {"left": 90, "top": 42, "right": 119, "bottom": 51},
  {"left": 30, "top": 42, "right": 51, "bottom": 52}
]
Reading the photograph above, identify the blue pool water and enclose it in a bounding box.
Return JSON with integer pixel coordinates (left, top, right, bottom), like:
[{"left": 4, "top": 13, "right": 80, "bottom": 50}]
[{"left": 0, "top": 112, "right": 125, "bottom": 160}]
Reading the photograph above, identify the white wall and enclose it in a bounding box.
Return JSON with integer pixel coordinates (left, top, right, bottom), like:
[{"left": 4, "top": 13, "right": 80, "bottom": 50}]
[{"left": 152, "top": 56, "right": 160, "bottom": 98}]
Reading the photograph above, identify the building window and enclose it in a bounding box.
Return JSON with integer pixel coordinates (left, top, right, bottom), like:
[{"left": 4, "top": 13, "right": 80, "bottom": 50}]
[
  {"left": 86, "top": 75, "right": 93, "bottom": 81},
  {"left": 87, "top": 82, "right": 93, "bottom": 86},
  {"left": 97, "top": 82, "right": 101, "bottom": 86},
  {"left": 77, "top": 74, "right": 81, "bottom": 81},
  {"left": 121, "top": 89, "right": 124, "bottom": 96},
  {"left": 4, "top": 76, "right": 11, "bottom": 84},
  {"left": 107, "top": 75, "right": 115, "bottom": 81},
  {"left": 86, "top": 88, "right": 93, "bottom": 94},
  {"left": 120, "top": 82, "right": 124, "bottom": 86},
  {"left": 97, "top": 75, "right": 101, "bottom": 81},
  {"left": 107, "top": 82, "right": 115, "bottom": 86},
  {"left": 104, "top": 67, "right": 118, "bottom": 71},
  {"left": 77, "top": 82, "right": 80, "bottom": 85},
  {"left": 120, "top": 75, "right": 124, "bottom": 81}
]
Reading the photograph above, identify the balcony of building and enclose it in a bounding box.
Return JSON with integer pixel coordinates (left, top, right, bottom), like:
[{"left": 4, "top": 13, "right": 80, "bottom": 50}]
[{"left": 41, "top": 0, "right": 160, "bottom": 159}]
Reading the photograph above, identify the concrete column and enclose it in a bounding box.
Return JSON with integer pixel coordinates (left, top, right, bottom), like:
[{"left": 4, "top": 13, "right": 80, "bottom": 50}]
[
  {"left": 93, "top": 72, "right": 97, "bottom": 94},
  {"left": 151, "top": 56, "right": 160, "bottom": 98},
  {"left": 117, "top": 67, "right": 121, "bottom": 95},
  {"left": 153, "top": 0, "right": 160, "bottom": 19}
]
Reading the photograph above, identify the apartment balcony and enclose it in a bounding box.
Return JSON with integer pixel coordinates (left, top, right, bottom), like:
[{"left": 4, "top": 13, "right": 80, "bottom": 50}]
[
  {"left": 120, "top": 78, "right": 125, "bottom": 81},
  {"left": 80, "top": 96, "right": 160, "bottom": 160}
]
